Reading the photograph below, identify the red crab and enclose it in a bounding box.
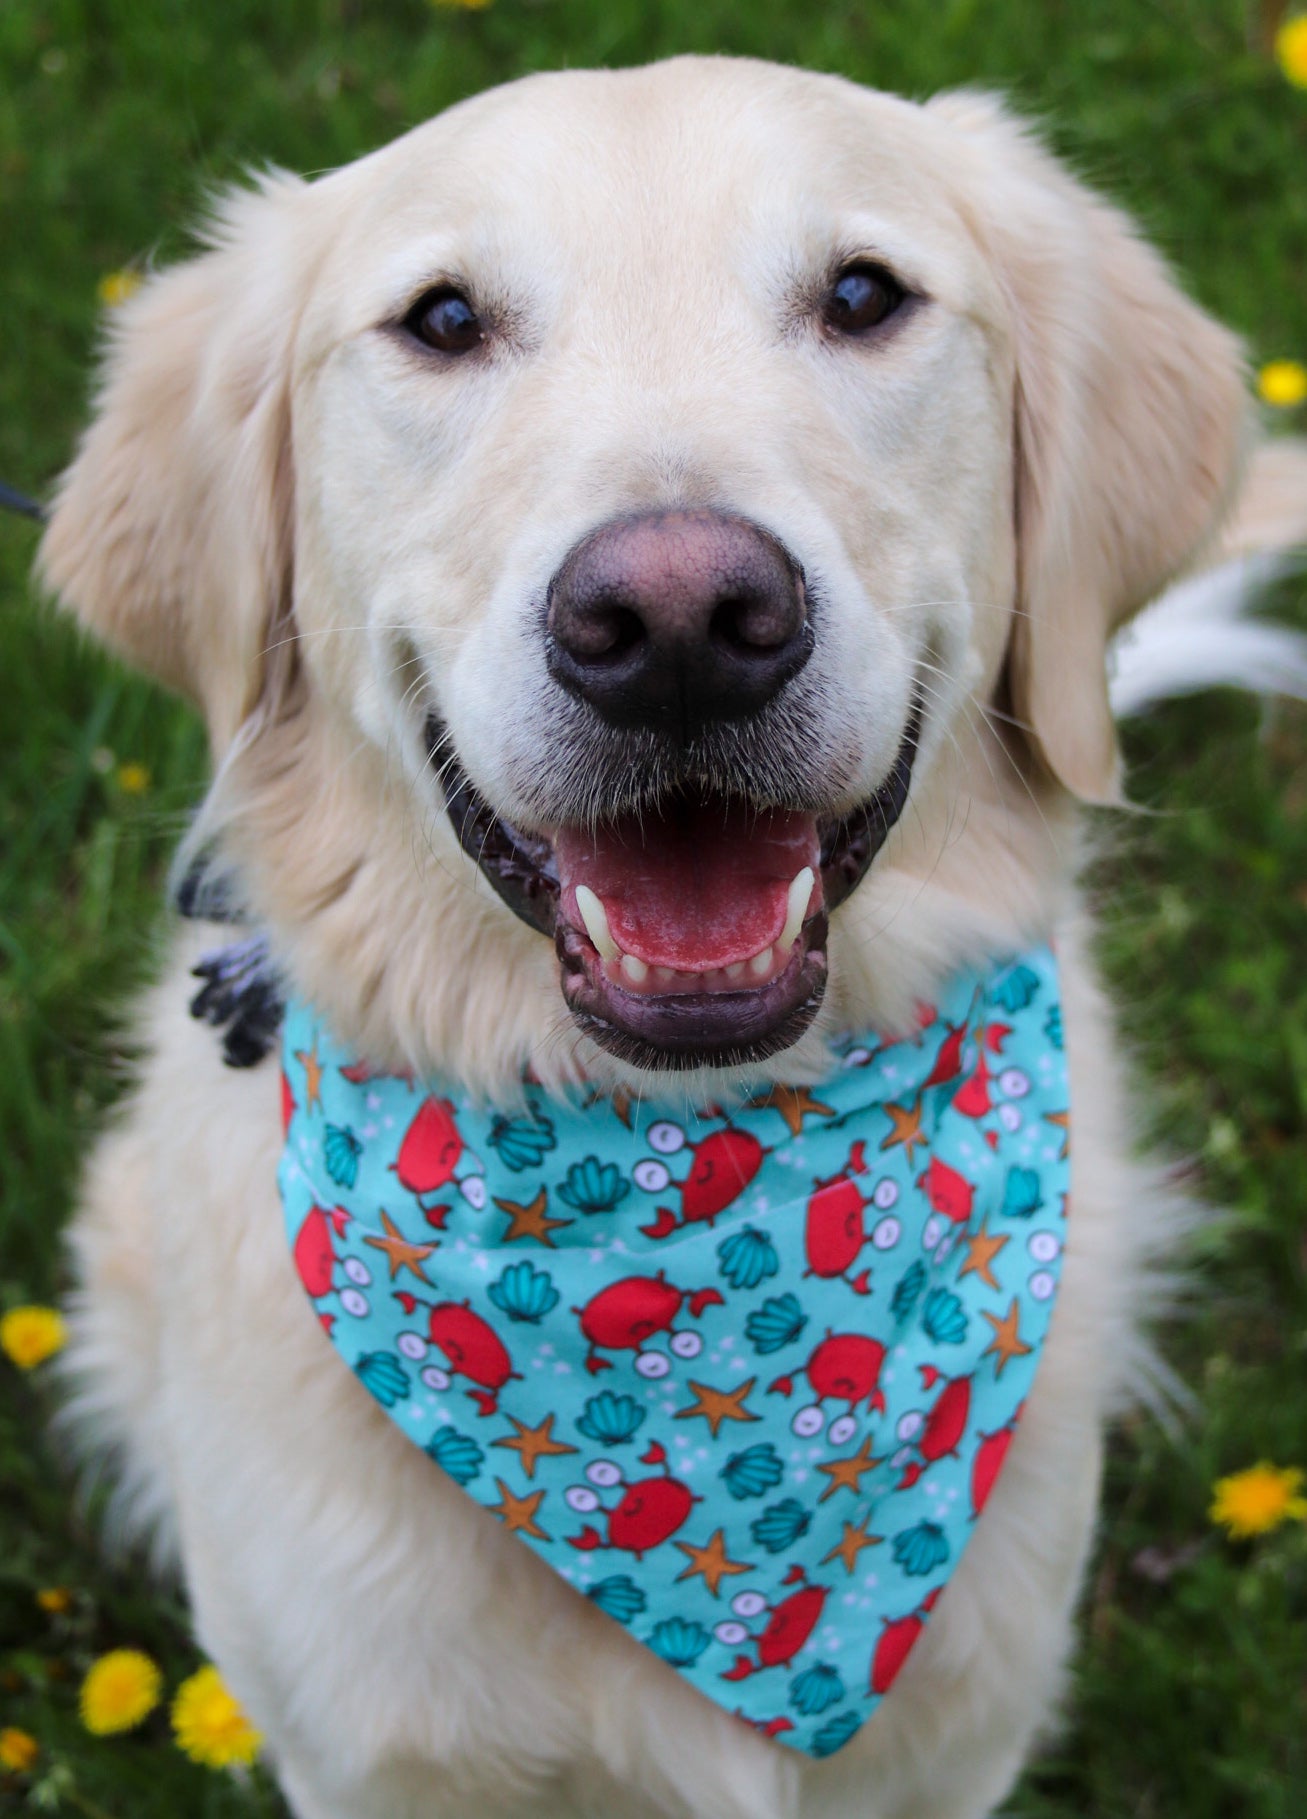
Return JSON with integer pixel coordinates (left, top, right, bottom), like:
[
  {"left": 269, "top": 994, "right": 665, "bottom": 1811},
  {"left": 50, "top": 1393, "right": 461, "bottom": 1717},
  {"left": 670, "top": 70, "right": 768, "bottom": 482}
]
[
  {"left": 746, "top": 1716, "right": 796, "bottom": 1739},
  {"left": 803, "top": 1140, "right": 872, "bottom": 1293},
  {"left": 869, "top": 1588, "right": 941, "bottom": 1696},
  {"left": 640, "top": 1127, "right": 765, "bottom": 1240},
  {"left": 392, "top": 1097, "right": 464, "bottom": 1196},
  {"left": 916, "top": 1155, "right": 975, "bottom": 1225},
  {"left": 426, "top": 1301, "right": 520, "bottom": 1415},
  {"left": 292, "top": 1204, "right": 350, "bottom": 1299},
  {"left": 566, "top": 1442, "right": 698, "bottom": 1557},
  {"left": 970, "top": 1410, "right": 1020, "bottom": 1517},
  {"left": 949, "top": 1054, "right": 992, "bottom": 1120},
  {"left": 574, "top": 1272, "right": 724, "bottom": 1374},
  {"left": 896, "top": 1373, "right": 973, "bottom": 1489},
  {"left": 768, "top": 1330, "right": 888, "bottom": 1416},
  {"left": 921, "top": 1020, "right": 968, "bottom": 1089},
  {"left": 720, "top": 1566, "right": 829, "bottom": 1680}
]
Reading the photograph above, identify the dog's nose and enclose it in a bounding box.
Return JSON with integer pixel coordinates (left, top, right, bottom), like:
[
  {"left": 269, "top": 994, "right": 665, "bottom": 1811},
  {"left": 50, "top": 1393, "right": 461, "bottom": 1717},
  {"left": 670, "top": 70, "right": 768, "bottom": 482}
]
[{"left": 545, "top": 510, "right": 812, "bottom": 729}]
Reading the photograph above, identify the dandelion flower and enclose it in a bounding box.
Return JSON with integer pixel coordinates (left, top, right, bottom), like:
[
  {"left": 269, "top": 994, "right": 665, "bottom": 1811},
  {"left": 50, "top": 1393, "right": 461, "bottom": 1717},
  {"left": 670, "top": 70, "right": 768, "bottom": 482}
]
[
  {"left": 0, "top": 1729, "right": 39, "bottom": 1773},
  {"left": 115, "top": 761, "right": 151, "bottom": 795},
  {"left": 97, "top": 269, "right": 142, "bottom": 308},
  {"left": 171, "top": 1665, "right": 262, "bottom": 1769},
  {"left": 0, "top": 1306, "right": 67, "bottom": 1370},
  {"left": 429, "top": 0, "right": 493, "bottom": 10},
  {"left": 1258, "top": 360, "right": 1307, "bottom": 408},
  {"left": 1275, "top": 14, "right": 1307, "bottom": 88},
  {"left": 79, "top": 1649, "right": 163, "bottom": 1735},
  {"left": 36, "top": 1587, "right": 73, "bottom": 1615},
  {"left": 1210, "top": 1462, "right": 1307, "bottom": 1539}
]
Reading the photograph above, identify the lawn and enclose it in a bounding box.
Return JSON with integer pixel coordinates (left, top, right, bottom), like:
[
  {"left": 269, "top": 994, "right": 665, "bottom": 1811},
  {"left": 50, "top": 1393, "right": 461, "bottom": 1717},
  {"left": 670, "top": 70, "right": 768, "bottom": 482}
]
[{"left": 1, "top": 0, "right": 1305, "bottom": 1813}]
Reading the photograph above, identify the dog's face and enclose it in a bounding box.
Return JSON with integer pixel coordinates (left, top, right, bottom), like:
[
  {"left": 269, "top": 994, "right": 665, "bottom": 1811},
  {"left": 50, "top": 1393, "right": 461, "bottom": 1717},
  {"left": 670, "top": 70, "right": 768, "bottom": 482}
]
[
  {"left": 40, "top": 59, "right": 1247, "bottom": 1088},
  {"left": 296, "top": 65, "right": 1013, "bottom": 1070}
]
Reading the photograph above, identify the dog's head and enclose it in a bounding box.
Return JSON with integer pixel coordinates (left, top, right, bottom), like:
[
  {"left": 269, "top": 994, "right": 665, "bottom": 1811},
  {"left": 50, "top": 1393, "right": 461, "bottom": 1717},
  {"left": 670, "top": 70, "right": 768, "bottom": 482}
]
[{"left": 40, "top": 59, "right": 1247, "bottom": 1090}]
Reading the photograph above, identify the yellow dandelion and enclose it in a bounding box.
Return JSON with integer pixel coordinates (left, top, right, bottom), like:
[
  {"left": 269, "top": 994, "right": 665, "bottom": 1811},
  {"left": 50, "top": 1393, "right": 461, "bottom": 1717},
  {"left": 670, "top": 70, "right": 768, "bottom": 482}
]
[
  {"left": 0, "top": 1728, "right": 40, "bottom": 1774},
  {"left": 79, "top": 1649, "right": 163, "bottom": 1736},
  {"left": 1210, "top": 1462, "right": 1307, "bottom": 1539},
  {"left": 171, "top": 1665, "right": 262, "bottom": 1769},
  {"left": 0, "top": 1305, "right": 67, "bottom": 1370},
  {"left": 115, "top": 761, "right": 151, "bottom": 795},
  {"left": 36, "top": 1586, "right": 73, "bottom": 1615},
  {"left": 1257, "top": 359, "right": 1307, "bottom": 409},
  {"left": 97, "top": 268, "right": 142, "bottom": 308},
  {"left": 429, "top": 0, "right": 493, "bottom": 10},
  {"left": 1275, "top": 14, "right": 1307, "bottom": 88}
]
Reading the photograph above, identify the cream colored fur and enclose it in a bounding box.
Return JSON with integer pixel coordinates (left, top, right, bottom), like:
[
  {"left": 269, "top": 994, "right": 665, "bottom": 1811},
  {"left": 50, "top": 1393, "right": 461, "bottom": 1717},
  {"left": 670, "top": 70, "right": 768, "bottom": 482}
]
[{"left": 38, "top": 57, "right": 1307, "bottom": 1818}]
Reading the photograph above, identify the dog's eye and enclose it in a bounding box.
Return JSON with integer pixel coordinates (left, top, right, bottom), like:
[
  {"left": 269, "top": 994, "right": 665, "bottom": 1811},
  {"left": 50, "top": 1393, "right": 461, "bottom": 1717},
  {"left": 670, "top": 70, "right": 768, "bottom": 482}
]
[
  {"left": 403, "top": 287, "right": 485, "bottom": 355},
  {"left": 823, "top": 264, "right": 905, "bottom": 336}
]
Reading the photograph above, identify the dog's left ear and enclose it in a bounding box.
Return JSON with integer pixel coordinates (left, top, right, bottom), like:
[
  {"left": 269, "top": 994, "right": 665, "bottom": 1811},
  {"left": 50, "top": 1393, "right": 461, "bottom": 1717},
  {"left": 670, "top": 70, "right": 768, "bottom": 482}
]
[
  {"left": 929, "top": 94, "right": 1250, "bottom": 803},
  {"left": 38, "top": 172, "right": 314, "bottom": 750}
]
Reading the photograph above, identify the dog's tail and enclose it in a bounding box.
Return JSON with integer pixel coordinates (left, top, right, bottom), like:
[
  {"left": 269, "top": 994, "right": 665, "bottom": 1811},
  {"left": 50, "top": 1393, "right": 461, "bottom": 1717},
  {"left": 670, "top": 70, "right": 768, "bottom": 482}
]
[{"left": 1109, "top": 438, "right": 1307, "bottom": 717}]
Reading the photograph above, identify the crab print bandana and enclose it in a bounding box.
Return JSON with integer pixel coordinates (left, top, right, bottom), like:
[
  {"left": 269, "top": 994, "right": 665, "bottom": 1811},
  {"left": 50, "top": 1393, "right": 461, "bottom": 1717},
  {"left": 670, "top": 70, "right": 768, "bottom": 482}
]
[{"left": 278, "top": 949, "right": 1069, "bottom": 1757}]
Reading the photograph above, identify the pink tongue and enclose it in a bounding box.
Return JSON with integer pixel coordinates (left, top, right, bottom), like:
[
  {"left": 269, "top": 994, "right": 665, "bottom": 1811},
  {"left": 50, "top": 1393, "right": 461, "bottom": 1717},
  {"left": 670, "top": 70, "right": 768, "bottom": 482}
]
[{"left": 554, "top": 801, "right": 819, "bottom": 972}]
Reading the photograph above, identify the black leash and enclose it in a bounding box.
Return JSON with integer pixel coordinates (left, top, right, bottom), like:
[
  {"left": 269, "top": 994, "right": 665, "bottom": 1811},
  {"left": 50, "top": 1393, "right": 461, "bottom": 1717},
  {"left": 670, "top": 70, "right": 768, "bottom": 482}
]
[{"left": 0, "top": 479, "right": 47, "bottom": 523}]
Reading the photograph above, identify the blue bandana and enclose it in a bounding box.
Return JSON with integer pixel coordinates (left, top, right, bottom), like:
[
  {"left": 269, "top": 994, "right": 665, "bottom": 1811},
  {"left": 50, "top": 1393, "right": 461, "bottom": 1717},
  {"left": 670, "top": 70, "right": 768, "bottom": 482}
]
[{"left": 278, "top": 948, "right": 1068, "bottom": 1757}]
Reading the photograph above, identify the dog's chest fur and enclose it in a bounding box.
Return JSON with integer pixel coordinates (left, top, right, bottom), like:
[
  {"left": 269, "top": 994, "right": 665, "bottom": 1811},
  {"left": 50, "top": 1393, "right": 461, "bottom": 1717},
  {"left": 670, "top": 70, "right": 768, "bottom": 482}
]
[{"left": 62, "top": 916, "right": 1164, "bottom": 1818}]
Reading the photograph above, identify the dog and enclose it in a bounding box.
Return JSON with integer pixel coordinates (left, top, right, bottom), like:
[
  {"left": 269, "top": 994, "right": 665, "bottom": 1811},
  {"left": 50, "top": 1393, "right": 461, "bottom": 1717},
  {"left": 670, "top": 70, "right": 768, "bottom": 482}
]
[{"left": 36, "top": 56, "right": 1307, "bottom": 1819}]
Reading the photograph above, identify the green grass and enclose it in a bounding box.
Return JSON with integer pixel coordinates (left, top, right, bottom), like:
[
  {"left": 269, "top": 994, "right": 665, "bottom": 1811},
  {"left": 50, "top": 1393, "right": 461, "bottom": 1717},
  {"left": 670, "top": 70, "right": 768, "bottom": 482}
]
[{"left": 1, "top": 0, "right": 1305, "bottom": 1812}]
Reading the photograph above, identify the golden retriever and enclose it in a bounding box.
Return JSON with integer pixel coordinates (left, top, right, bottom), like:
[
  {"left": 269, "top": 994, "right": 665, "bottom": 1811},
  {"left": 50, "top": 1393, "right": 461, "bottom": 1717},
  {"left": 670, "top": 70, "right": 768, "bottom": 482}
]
[{"left": 37, "top": 56, "right": 1307, "bottom": 1819}]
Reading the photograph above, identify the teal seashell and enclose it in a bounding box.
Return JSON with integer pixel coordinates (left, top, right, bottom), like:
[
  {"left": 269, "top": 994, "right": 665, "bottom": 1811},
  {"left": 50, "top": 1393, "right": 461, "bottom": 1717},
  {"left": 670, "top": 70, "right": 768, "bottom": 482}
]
[
  {"left": 892, "top": 1519, "right": 951, "bottom": 1578},
  {"left": 750, "top": 1498, "right": 812, "bottom": 1554},
  {"left": 354, "top": 1351, "right": 410, "bottom": 1409},
  {"left": 992, "top": 962, "right": 1040, "bottom": 1014},
  {"left": 586, "top": 1575, "right": 647, "bottom": 1624},
  {"left": 744, "top": 1292, "right": 807, "bottom": 1355},
  {"left": 487, "top": 1260, "right": 560, "bottom": 1324},
  {"left": 717, "top": 1225, "right": 780, "bottom": 1292},
  {"left": 576, "top": 1391, "right": 646, "bottom": 1447},
  {"left": 789, "top": 1664, "right": 845, "bottom": 1717},
  {"left": 323, "top": 1123, "right": 363, "bottom": 1189},
  {"left": 556, "top": 1154, "right": 632, "bottom": 1214},
  {"left": 424, "top": 1426, "right": 484, "bottom": 1486},
  {"left": 921, "top": 1287, "right": 968, "bottom": 1346},
  {"left": 891, "top": 1259, "right": 927, "bottom": 1322},
  {"left": 1001, "top": 1165, "right": 1043, "bottom": 1220},
  {"left": 811, "top": 1710, "right": 861, "bottom": 1757},
  {"left": 647, "top": 1618, "right": 712, "bottom": 1667},
  {"left": 487, "top": 1111, "right": 557, "bottom": 1172},
  {"left": 1044, "top": 1002, "right": 1063, "bottom": 1051},
  {"left": 721, "top": 1442, "right": 784, "bottom": 1501}
]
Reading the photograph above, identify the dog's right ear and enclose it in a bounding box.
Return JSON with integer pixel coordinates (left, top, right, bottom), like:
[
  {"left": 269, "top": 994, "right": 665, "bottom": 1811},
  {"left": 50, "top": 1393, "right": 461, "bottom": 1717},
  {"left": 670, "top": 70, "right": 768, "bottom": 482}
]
[{"left": 38, "top": 172, "right": 312, "bottom": 749}]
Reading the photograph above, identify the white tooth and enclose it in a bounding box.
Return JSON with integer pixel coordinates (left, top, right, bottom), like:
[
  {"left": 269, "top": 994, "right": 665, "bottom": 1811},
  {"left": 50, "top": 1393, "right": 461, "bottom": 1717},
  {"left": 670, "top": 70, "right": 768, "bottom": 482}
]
[
  {"left": 621, "top": 953, "right": 649, "bottom": 984},
  {"left": 655, "top": 967, "right": 676, "bottom": 984},
  {"left": 574, "top": 885, "right": 619, "bottom": 960},
  {"left": 780, "top": 866, "right": 815, "bottom": 951},
  {"left": 749, "top": 947, "right": 774, "bottom": 979},
  {"left": 725, "top": 961, "right": 746, "bottom": 980}
]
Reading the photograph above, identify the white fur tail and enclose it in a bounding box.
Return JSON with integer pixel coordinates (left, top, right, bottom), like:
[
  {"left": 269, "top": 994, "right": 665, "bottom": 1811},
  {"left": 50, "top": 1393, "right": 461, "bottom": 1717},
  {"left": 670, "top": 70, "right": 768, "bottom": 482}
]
[{"left": 1109, "top": 439, "right": 1307, "bottom": 718}]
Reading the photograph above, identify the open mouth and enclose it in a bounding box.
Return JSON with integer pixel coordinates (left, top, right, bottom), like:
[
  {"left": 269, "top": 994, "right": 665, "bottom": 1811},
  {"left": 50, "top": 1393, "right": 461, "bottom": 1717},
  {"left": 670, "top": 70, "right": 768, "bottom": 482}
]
[{"left": 427, "top": 701, "right": 921, "bottom": 1070}]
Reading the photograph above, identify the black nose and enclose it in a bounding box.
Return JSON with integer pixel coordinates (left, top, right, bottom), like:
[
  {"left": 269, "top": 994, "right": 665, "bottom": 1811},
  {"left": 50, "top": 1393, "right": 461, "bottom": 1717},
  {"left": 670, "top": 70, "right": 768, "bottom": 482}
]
[{"left": 545, "top": 510, "right": 812, "bottom": 730}]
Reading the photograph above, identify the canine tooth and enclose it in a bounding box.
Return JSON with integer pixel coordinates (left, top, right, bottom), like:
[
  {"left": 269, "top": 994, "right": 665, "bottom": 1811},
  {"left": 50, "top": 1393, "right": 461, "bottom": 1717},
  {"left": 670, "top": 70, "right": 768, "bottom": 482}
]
[
  {"left": 574, "top": 885, "right": 619, "bottom": 960},
  {"left": 779, "top": 866, "right": 815, "bottom": 951},
  {"left": 725, "top": 961, "right": 746, "bottom": 980},
  {"left": 749, "top": 947, "right": 774, "bottom": 979},
  {"left": 621, "top": 953, "right": 649, "bottom": 984}
]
